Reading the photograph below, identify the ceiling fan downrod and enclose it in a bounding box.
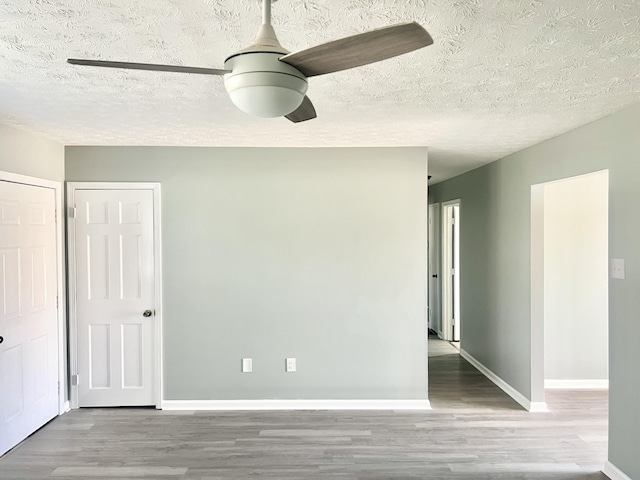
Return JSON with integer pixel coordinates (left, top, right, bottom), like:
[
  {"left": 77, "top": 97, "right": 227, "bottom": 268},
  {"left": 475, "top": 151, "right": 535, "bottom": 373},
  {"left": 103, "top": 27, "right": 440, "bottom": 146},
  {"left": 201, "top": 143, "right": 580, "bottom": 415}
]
[
  {"left": 262, "top": 0, "right": 272, "bottom": 26},
  {"left": 249, "top": 0, "right": 284, "bottom": 52}
]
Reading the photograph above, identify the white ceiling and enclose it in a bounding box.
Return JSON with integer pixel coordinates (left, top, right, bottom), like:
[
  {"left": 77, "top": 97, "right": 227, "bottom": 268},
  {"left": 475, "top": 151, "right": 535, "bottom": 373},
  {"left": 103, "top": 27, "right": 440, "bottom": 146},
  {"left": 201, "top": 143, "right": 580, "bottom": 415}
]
[{"left": 1, "top": 0, "right": 639, "bottom": 183}]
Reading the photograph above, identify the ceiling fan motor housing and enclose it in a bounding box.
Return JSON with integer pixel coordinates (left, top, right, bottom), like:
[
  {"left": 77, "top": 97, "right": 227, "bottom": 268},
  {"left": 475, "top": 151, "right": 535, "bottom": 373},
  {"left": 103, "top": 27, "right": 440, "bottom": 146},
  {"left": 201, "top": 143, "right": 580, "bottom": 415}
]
[{"left": 224, "top": 53, "right": 308, "bottom": 118}]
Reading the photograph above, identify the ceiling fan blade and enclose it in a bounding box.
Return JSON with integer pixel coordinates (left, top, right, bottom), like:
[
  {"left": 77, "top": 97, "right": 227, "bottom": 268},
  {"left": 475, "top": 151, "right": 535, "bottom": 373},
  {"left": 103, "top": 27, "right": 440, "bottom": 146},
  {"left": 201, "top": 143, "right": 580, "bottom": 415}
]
[
  {"left": 279, "top": 22, "right": 433, "bottom": 77},
  {"left": 285, "top": 96, "right": 317, "bottom": 123},
  {"left": 67, "top": 59, "right": 230, "bottom": 75}
]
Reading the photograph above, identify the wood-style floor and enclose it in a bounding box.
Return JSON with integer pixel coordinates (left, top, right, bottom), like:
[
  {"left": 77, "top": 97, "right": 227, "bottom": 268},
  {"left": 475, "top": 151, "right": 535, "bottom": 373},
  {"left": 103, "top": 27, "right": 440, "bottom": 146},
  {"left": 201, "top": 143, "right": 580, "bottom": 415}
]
[{"left": 0, "top": 339, "right": 608, "bottom": 479}]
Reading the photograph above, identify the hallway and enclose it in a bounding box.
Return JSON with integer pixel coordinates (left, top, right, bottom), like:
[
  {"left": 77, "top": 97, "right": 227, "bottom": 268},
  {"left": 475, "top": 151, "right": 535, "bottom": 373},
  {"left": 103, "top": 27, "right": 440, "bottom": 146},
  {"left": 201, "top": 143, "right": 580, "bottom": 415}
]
[
  {"left": 0, "top": 339, "right": 608, "bottom": 479},
  {"left": 428, "top": 338, "right": 526, "bottom": 411}
]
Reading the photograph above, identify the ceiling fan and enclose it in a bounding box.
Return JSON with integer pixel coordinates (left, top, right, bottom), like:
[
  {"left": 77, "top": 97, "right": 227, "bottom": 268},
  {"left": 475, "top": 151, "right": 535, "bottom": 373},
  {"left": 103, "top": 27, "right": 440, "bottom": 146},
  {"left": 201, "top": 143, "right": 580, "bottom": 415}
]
[{"left": 68, "top": 0, "right": 433, "bottom": 123}]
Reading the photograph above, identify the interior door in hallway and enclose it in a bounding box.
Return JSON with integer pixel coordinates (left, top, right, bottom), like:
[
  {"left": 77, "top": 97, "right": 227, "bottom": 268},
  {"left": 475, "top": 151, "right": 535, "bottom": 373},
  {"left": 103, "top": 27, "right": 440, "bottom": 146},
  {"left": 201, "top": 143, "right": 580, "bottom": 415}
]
[
  {"left": 0, "top": 181, "right": 58, "bottom": 456},
  {"left": 73, "top": 189, "right": 156, "bottom": 407},
  {"left": 442, "top": 200, "right": 460, "bottom": 342}
]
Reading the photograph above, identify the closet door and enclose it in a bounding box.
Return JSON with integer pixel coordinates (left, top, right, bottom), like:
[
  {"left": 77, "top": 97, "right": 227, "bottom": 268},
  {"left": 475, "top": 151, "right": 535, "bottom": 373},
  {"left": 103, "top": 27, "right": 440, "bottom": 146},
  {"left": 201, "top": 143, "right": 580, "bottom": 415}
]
[{"left": 0, "top": 181, "right": 58, "bottom": 457}]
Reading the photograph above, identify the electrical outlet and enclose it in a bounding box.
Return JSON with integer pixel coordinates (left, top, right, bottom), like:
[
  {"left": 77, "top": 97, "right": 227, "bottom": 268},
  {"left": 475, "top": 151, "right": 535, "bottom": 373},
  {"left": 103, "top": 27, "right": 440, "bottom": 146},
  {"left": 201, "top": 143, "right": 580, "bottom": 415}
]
[
  {"left": 611, "top": 258, "right": 625, "bottom": 280},
  {"left": 242, "top": 358, "right": 253, "bottom": 373},
  {"left": 286, "top": 357, "right": 296, "bottom": 372}
]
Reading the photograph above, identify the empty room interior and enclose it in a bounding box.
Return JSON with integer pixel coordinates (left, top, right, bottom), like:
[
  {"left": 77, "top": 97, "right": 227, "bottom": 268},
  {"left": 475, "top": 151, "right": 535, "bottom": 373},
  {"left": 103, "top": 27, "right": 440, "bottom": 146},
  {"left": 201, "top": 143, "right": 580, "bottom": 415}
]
[{"left": 0, "top": 1, "right": 639, "bottom": 479}]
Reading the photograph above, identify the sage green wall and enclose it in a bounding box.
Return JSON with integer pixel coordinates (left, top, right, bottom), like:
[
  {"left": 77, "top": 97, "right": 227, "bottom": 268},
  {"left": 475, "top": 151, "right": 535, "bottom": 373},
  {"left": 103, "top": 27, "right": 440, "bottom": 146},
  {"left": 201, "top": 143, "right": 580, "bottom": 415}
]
[
  {"left": 429, "top": 104, "right": 640, "bottom": 479},
  {"left": 65, "top": 147, "right": 429, "bottom": 401},
  {"left": 0, "top": 124, "right": 64, "bottom": 180}
]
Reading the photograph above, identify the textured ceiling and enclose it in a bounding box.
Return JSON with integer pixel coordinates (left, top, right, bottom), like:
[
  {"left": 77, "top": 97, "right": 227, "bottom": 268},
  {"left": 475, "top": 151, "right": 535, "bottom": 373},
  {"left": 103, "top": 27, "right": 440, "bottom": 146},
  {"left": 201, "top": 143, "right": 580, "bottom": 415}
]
[{"left": 1, "top": 0, "right": 639, "bottom": 183}]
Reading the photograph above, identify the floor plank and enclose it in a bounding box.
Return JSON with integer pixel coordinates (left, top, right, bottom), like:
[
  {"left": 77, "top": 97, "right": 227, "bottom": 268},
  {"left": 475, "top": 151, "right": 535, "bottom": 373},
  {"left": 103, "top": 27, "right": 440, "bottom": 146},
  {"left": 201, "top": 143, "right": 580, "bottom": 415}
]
[{"left": 0, "top": 339, "right": 608, "bottom": 479}]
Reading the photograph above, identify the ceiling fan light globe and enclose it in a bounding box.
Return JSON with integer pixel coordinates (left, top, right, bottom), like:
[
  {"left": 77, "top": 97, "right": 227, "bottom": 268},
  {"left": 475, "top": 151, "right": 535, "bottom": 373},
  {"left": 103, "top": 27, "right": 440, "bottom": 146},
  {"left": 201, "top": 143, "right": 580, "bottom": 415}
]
[
  {"left": 228, "top": 84, "right": 306, "bottom": 118},
  {"left": 224, "top": 53, "right": 308, "bottom": 118}
]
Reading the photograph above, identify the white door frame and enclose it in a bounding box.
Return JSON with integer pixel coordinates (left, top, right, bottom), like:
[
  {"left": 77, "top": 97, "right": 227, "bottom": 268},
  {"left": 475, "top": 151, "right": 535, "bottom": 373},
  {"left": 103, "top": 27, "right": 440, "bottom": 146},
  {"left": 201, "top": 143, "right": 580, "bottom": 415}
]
[
  {"left": 441, "top": 199, "right": 461, "bottom": 343},
  {"left": 67, "top": 182, "right": 163, "bottom": 409},
  {"left": 0, "top": 171, "right": 67, "bottom": 415}
]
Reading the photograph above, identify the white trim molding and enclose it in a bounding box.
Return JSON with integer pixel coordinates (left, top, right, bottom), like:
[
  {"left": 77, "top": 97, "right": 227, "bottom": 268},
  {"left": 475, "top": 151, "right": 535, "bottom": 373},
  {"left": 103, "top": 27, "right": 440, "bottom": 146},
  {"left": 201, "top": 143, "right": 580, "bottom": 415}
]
[
  {"left": 460, "top": 349, "right": 548, "bottom": 412},
  {"left": 545, "top": 379, "right": 608, "bottom": 389},
  {"left": 162, "top": 399, "right": 431, "bottom": 411},
  {"left": 441, "top": 199, "right": 461, "bottom": 343},
  {"left": 603, "top": 461, "right": 633, "bottom": 480}
]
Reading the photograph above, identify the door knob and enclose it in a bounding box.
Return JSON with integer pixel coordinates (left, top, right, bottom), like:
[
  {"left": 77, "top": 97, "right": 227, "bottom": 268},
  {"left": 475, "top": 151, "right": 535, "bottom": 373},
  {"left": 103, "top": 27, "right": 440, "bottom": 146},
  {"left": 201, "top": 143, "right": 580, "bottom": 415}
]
[
  {"left": 143, "top": 310, "right": 153, "bottom": 318},
  {"left": 0, "top": 336, "right": 3, "bottom": 344}
]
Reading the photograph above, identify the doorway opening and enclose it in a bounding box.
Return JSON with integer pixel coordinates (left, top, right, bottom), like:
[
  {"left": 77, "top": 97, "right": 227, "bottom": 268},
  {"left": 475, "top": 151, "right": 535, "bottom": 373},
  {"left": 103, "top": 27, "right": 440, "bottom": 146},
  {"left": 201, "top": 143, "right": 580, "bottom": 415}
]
[
  {"left": 427, "top": 203, "right": 441, "bottom": 338},
  {"left": 441, "top": 200, "right": 460, "bottom": 345},
  {"left": 530, "top": 170, "right": 609, "bottom": 407}
]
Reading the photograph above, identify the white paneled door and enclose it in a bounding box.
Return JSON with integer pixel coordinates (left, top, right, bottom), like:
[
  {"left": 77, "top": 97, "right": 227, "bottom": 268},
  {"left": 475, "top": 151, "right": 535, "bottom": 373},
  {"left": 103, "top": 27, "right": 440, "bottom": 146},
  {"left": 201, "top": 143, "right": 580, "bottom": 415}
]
[
  {"left": 0, "top": 181, "right": 58, "bottom": 457},
  {"left": 73, "top": 189, "right": 156, "bottom": 407}
]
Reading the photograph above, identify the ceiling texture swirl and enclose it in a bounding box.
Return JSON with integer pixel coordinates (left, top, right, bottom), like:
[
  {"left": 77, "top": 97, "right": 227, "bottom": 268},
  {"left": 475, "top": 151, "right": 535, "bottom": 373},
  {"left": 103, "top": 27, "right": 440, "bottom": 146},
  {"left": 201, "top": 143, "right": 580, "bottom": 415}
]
[{"left": 1, "top": 0, "right": 639, "bottom": 182}]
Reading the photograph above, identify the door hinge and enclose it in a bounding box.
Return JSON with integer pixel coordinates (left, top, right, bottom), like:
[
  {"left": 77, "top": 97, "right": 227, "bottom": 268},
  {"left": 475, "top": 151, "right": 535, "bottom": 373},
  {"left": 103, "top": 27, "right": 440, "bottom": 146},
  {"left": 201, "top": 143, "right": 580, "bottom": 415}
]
[
  {"left": 71, "top": 374, "right": 79, "bottom": 386},
  {"left": 68, "top": 206, "right": 77, "bottom": 218},
  {"left": 56, "top": 295, "right": 59, "bottom": 308}
]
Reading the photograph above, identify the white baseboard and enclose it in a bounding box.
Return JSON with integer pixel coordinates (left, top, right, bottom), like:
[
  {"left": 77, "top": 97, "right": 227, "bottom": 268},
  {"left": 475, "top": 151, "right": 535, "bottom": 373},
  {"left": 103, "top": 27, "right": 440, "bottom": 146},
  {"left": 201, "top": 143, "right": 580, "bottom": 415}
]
[
  {"left": 59, "top": 401, "right": 70, "bottom": 414},
  {"left": 162, "top": 399, "right": 431, "bottom": 411},
  {"left": 545, "top": 379, "right": 608, "bottom": 389},
  {"left": 603, "top": 461, "right": 632, "bottom": 480},
  {"left": 460, "top": 349, "right": 547, "bottom": 412},
  {"left": 527, "top": 401, "right": 549, "bottom": 412}
]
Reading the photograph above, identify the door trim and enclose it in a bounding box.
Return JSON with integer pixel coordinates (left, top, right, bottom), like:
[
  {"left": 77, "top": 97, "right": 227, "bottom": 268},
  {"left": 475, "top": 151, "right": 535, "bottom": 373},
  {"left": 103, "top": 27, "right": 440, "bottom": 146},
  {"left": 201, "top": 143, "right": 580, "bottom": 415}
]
[
  {"left": 67, "top": 182, "right": 163, "bottom": 409},
  {"left": 0, "top": 171, "right": 66, "bottom": 415},
  {"left": 441, "top": 199, "right": 460, "bottom": 343}
]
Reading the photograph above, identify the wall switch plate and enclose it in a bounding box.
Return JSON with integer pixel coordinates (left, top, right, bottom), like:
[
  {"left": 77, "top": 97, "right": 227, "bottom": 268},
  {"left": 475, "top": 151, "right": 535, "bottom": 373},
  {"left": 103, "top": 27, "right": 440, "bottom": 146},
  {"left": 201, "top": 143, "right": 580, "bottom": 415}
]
[
  {"left": 611, "top": 258, "right": 625, "bottom": 280},
  {"left": 242, "top": 358, "right": 253, "bottom": 373},
  {"left": 286, "top": 358, "right": 296, "bottom": 372}
]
